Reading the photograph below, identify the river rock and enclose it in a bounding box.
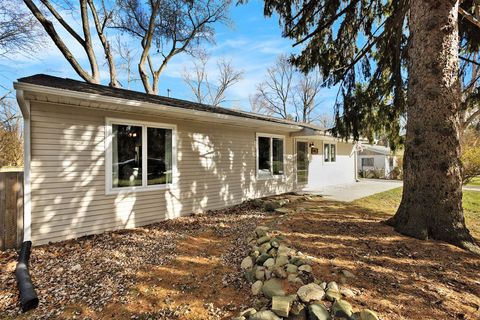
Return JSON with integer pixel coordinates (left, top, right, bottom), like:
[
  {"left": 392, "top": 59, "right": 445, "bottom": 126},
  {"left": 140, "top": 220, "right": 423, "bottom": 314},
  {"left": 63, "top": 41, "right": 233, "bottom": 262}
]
[
  {"left": 288, "top": 302, "right": 307, "bottom": 320},
  {"left": 263, "top": 258, "right": 275, "bottom": 268},
  {"left": 327, "top": 281, "right": 339, "bottom": 291},
  {"left": 341, "top": 269, "right": 355, "bottom": 278},
  {"left": 325, "top": 288, "right": 342, "bottom": 302},
  {"left": 275, "top": 254, "right": 289, "bottom": 267},
  {"left": 297, "top": 283, "right": 325, "bottom": 303},
  {"left": 308, "top": 302, "right": 330, "bottom": 320},
  {"left": 255, "top": 267, "right": 266, "bottom": 280},
  {"left": 240, "top": 308, "right": 257, "bottom": 317},
  {"left": 340, "top": 288, "right": 355, "bottom": 298},
  {"left": 277, "top": 245, "right": 292, "bottom": 256},
  {"left": 260, "top": 243, "right": 272, "bottom": 254},
  {"left": 255, "top": 226, "right": 269, "bottom": 237},
  {"left": 257, "top": 236, "right": 271, "bottom": 245},
  {"left": 257, "top": 254, "right": 271, "bottom": 265},
  {"left": 271, "top": 296, "right": 292, "bottom": 317},
  {"left": 272, "top": 266, "right": 288, "bottom": 279},
  {"left": 262, "top": 279, "right": 286, "bottom": 298},
  {"left": 359, "top": 309, "right": 380, "bottom": 320},
  {"left": 332, "top": 300, "right": 353, "bottom": 318},
  {"left": 286, "top": 264, "right": 298, "bottom": 274},
  {"left": 252, "top": 280, "right": 263, "bottom": 295},
  {"left": 298, "top": 264, "right": 312, "bottom": 273},
  {"left": 241, "top": 257, "right": 254, "bottom": 269},
  {"left": 270, "top": 239, "right": 280, "bottom": 248},
  {"left": 250, "top": 310, "right": 282, "bottom": 320}
]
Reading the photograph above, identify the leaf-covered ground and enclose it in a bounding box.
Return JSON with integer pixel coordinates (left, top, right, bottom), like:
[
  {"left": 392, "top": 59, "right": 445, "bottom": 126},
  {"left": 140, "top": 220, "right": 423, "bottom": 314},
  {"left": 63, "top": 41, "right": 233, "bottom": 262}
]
[{"left": 1, "top": 192, "right": 479, "bottom": 320}]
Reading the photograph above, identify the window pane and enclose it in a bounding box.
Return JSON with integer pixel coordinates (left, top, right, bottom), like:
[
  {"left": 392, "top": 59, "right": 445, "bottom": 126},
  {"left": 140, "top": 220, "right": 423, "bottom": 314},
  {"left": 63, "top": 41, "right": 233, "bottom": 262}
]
[
  {"left": 147, "top": 127, "right": 173, "bottom": 185},
  {"left": 272, "top": 138, "right": 284, "bottom": 175},
  {"left": 324, "top": 144, "right": 330, "bottom": 162},
  {"left": 330, "top": 144, "right": 336, "bottom": 162},
  {"left": 362, "top": 158, "right": 374, "bottom": 166},
  {"left": 112, "top": 124, "right": 142, "bottom": 188},
  {"left": 258, "top": 137, "right": 271, "bottom": 176}
]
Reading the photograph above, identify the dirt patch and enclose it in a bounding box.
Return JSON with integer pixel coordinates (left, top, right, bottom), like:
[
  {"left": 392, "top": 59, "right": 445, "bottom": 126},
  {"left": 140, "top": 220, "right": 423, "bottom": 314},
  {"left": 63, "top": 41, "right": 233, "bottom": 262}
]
[
  {"left": 275, "top": 198, "right": 480, "bottom": 320},
  {"left": 1, "top": 195, "right": 480, "bottom": 320}
]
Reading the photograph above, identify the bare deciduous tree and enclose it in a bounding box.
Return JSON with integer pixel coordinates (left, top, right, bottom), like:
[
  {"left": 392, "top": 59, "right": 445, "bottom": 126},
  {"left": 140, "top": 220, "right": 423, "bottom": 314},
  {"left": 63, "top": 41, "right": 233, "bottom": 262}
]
[
  {"left": 250, "top": 55, "right": 294, "bottom": 119},
  {"left": 183, "top": 52, "right": 242, "bottom": 106},
  {"left": 293, "top": 69, "right": 323, "bottom": 123},
  {"left": 115, "top": 0, "right": 232, "bottom": 94},
  {"left": 0, "top": 0, "right": 46, "bottom": 56},
  {"left": 23, "top": 0, "right": 119, "bottom": 86},
  {"left": 113, "top": 37, "right": 139, "bottom": 89}
]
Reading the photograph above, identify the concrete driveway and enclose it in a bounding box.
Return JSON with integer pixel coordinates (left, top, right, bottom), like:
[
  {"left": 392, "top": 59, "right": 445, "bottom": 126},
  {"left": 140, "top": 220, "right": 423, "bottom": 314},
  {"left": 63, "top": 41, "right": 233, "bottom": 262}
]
[{"left": 303, "top": 179, "right": 403, "bottom": 202}]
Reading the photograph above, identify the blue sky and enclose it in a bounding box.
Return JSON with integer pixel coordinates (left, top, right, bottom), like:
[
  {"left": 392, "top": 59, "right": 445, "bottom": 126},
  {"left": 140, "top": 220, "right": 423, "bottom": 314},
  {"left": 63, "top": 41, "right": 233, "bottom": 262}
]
[{"left": 0, "top": 0, "right": 338, "bottom": 119}]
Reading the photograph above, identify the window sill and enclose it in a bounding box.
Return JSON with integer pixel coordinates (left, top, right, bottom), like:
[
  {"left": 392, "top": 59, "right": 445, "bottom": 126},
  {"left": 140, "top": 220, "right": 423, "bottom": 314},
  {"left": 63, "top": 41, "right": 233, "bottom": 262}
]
[
  {"left": 256, "top": 174, "right": 285, "bottom": 181},
  {"left": 105, "top": 183, "right": 174, "bottom": 195}
]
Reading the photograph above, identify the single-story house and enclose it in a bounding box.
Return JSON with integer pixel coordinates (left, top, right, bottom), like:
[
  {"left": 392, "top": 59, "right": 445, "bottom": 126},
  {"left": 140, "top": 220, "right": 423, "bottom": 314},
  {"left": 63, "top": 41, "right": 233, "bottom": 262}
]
[
  {"left": 15, "top": 74, "right": 358, "bottom": 245},
  {"left": 357, "top": 144, "right": 398, "bottom": 178}
]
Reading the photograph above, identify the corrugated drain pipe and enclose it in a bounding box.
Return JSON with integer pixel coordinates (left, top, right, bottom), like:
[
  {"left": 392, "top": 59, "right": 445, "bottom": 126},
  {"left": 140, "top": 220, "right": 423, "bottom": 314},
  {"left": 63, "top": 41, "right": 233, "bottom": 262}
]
[
  {"left": 15, "top": 241, "right": 39, "bottom": 312},
  {"left": 14, "top": 88, "right": 39, "bottom": 312}
]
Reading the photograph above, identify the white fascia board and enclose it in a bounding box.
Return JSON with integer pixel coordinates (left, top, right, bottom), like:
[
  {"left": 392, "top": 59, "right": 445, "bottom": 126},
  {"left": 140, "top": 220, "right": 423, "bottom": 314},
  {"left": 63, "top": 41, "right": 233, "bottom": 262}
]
[{"left": 14, "top": 82, "right": 303, "bottom": 132}]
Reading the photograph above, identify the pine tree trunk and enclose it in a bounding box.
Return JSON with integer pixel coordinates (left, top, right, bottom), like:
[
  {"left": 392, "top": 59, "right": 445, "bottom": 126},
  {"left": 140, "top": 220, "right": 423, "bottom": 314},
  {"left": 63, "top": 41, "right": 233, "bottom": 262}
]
[{"left": 387, "top": 0, "right": 479, "bottom": 253}]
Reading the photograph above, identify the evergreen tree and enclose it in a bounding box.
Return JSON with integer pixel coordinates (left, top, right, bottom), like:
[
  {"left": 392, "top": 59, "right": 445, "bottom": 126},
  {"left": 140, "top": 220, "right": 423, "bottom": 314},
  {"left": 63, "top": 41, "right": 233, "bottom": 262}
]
[{"left": 254, "top": 0, "right": 480, "bottom": 253}]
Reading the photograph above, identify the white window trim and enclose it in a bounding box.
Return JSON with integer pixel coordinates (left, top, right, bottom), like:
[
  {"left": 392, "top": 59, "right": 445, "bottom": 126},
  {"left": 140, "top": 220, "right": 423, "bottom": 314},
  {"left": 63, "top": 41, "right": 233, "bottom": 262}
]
[
  {"left": 256, "top": 132, "right": 286, "bottom": 180},
  {"left": 295, "top": 139, "right": 310, "bottom": 185},
  {"left": 323, "top": 141, "right": 337, "bottom": 164},
  {"left": 105, "top": 117, "right": 177, "bottom": 195}
]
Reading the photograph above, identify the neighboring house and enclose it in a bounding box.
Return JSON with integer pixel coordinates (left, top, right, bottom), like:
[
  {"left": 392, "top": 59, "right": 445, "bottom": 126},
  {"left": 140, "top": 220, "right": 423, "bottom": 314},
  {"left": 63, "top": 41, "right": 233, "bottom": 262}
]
[
  {"left": 357, "top": 144, "right": 398, "bottom": 178},
  {"left": 15, "top": 74, "right": 357, "bottom": 245}
]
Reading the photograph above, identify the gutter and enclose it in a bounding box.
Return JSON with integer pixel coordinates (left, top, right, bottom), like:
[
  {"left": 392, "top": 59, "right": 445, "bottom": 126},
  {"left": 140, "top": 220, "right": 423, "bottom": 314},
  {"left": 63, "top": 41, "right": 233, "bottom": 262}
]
[
  {"left": 13, "top": 82, "right": 304, "bottom": 132},
  {"left": 15, "top": 89, "right": 39, "bottom": 312}
]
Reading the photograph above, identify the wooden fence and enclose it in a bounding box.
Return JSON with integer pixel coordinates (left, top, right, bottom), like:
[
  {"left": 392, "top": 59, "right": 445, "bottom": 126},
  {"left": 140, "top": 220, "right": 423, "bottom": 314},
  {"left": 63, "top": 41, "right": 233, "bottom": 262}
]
[{"left": 0, "top": 171, "right": 24, "bottom": 250}]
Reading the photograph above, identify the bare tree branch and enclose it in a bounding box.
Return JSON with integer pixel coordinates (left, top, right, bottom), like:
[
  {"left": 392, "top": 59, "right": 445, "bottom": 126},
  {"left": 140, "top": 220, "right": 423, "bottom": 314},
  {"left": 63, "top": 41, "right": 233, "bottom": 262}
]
[
  {"left": 183, "top": 53, "right": 242, "bottom": 106},
  {"left": 115, "top": 0, "right": 232, "bottom": 94},
  {"left": 250, "top": 55, "right": 294, "bottom": 119}
]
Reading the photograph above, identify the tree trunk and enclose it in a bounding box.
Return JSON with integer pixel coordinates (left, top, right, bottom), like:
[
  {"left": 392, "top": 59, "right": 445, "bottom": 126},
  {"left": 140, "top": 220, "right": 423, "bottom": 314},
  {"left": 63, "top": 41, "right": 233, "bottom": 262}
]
[{"left": 387, "top": 0, "right": 479, "bottom": 253}]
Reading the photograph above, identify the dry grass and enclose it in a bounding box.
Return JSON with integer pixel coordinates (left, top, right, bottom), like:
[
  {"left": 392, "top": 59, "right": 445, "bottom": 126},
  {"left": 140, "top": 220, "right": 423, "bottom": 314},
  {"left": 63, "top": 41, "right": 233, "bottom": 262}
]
[{"left": 353, "top": 187, "right": 480, "bottom": 238}]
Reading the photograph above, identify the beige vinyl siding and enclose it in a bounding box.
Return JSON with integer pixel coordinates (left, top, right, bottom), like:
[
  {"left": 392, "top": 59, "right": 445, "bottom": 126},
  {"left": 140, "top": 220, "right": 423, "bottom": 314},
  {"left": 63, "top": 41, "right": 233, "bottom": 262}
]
[{"left": 30, "top": 101, "right": 294, "bottom": 244}]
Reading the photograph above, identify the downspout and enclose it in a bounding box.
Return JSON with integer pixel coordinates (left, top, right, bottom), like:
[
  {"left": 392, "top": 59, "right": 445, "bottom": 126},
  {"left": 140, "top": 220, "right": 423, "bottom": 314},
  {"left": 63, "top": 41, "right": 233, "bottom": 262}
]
[
  {"left": 15, "top": 89, "right": 38, "bottom": 312},
  {"left": 354, "top": 143, "right": 359, "bottom": 182}
]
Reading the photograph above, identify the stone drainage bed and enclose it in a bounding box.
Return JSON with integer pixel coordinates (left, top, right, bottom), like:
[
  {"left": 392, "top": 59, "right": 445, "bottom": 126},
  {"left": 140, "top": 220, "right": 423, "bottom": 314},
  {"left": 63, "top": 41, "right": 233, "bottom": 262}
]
[{"left": 233, "top": 225, "right": 380, "bottom": 320}]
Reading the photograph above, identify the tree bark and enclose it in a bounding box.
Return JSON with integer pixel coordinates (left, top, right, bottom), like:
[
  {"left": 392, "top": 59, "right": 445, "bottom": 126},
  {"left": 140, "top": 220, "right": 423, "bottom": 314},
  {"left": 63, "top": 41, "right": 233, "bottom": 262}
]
[{"left": 387, "top": 0, "right": 479, "bottom": 253}]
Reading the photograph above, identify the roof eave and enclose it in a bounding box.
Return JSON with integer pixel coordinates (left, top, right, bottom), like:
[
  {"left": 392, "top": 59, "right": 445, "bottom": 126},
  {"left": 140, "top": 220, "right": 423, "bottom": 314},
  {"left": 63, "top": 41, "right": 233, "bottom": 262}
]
[{"left": 14, "top": 82, "right": 304, "bottom": 132}]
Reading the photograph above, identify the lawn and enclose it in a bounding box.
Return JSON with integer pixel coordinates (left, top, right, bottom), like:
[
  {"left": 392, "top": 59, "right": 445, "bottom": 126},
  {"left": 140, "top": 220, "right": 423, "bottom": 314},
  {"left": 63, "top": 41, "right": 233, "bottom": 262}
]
[
  {"left": 467, "top": 176, "right": 480, "bottom": 187},
  {"left": 1, "top": 193, "right": 479, "bottom": 320},
  {"left": 354, "top": 187, "right": 480, "bottom": 238}
]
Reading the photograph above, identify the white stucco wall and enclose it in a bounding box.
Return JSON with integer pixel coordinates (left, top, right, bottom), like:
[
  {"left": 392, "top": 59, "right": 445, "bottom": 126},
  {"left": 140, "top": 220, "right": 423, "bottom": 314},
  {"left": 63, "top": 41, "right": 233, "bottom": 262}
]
[{"left": 305, "top": 140, "right": 356, "bottom": 188}]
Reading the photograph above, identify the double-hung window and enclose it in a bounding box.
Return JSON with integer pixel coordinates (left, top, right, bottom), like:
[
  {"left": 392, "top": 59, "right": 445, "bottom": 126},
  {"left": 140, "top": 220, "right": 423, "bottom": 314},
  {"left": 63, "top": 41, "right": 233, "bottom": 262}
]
[
  {"left": 106, "top": 119, "right": 176, "bottom": 193},
  {"left": 324, "top": 143, "right": 336, "bottom": 162},
  {"left": 257, "top": 134, "right": 284, "bottom": 178}
]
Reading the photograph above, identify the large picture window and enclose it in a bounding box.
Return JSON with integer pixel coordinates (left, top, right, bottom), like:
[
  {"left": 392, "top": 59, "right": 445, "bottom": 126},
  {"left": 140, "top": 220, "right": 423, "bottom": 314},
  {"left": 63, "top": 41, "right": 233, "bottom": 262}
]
[
  {"left": 257, "top": 134, "right": 284, "bottom": 178},
  {"left": 107, "top": 119, "right": 176, "bottom": 193}
]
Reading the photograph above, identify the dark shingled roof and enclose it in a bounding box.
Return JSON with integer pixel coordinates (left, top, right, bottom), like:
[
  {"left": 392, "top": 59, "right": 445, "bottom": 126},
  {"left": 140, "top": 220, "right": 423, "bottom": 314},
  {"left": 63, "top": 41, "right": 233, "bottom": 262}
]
[{"left": 17, "top": 74, "right": 321, "bottom": 129}]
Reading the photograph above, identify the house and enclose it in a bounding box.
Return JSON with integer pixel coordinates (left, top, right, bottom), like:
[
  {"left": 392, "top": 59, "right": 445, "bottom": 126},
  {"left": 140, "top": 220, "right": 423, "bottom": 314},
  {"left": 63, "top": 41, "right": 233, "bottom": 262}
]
[
  {"left": 15, "top": 74, "right": 358, "bottom": 245},
  {"left": 357, "top": 144, "right": 398, "bottom": 178}
]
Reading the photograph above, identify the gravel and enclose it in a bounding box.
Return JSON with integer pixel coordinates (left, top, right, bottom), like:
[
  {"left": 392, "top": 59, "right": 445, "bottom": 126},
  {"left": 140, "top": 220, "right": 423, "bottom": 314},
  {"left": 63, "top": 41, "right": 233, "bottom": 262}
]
[{"left": 0, "top": 199, "right": 272, "bottom": 319}]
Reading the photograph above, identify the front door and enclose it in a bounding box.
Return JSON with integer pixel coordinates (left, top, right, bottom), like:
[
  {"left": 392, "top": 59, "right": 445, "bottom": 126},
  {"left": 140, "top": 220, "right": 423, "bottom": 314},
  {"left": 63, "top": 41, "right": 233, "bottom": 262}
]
[{"left": 296, "top": 141, "right": 309, "bottom": 184}]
